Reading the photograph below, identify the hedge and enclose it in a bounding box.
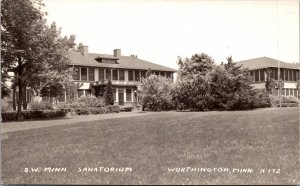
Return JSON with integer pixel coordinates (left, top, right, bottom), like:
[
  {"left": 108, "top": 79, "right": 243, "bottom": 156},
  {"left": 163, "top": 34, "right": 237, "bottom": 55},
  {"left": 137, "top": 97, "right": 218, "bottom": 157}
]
[
  {"left": 2, "top": 110, "right": 66, "bottom": 122},
  {"left": 120, "top": 106, "right": 134, "bottom": 112},
  {"left": 64, "top": 105, "right": 120, "bottom": 115}
]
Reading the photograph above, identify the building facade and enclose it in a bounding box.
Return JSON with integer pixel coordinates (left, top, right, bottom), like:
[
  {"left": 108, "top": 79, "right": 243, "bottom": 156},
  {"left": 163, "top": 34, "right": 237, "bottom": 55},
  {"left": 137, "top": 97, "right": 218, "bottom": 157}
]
[
  {"left": 57, "top": 46, "right": 176, "bottom": 106},
  {"left": 236, "top": 57, "right": 300, "bottom": 97}
]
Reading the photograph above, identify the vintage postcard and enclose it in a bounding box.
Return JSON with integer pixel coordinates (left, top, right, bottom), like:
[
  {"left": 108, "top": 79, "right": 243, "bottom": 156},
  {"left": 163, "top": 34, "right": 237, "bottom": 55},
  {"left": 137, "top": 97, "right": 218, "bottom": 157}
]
[{"left": 1, "top": 0, "right": 299, "bottom": 185}]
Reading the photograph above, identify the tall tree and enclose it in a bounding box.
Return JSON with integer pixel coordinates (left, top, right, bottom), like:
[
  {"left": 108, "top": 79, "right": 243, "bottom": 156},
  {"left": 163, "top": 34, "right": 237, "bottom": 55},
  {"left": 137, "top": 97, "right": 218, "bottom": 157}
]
[
  {"left": 103, "top": 80, "right": 114, "bottom": 105},
  {"left": 265, "top": 69, "right": 276, "bottom": 94},
  {"left": 1, "top": 0, "right": 75, "bottom": 120}
]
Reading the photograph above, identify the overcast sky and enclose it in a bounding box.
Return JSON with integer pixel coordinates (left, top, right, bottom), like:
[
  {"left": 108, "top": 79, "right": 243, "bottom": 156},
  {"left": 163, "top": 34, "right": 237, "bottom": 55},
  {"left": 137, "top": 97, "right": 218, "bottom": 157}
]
[{"left": 43, "top": 0, "right": 299, "bottom": 69}]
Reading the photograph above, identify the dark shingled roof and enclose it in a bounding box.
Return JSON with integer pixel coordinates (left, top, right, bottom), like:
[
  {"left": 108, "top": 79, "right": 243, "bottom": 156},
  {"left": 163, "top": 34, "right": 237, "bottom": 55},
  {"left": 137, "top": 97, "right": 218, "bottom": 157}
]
[
  {"left": 69, "top": 51, "right": 176, "bottom": 72},
  {"left": 235, "top": 57, "right": 300, "bottom": 70}
]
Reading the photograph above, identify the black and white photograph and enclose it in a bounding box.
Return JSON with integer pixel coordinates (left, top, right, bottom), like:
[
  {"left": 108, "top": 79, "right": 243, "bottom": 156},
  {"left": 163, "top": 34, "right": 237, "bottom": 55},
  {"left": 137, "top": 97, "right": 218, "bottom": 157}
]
[{"left": 1, "top": 0, "right": 299, "bottom": 185}]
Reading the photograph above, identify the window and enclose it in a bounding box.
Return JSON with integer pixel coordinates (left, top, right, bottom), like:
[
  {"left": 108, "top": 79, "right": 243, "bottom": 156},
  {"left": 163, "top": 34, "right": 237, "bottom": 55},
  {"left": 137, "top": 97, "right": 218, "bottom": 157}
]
[
  {"left": 135, "top": 70, "right": 140, "bottom": 81},
  {"left": 81, "top": 68, "right": 87, "bottom": 81},
  {"left": 154, "top": 71, "right": 160, "bottom": 76},
  {"left": 293, "top": 70, "right": 297, "bottom": 81},
  {"left": 254, "top": 70, "right": 259, "bottom": 82},
  {"left": 99, "top": 68, "right": 104, "bottom": 81},
  {"left": 285, "top": 69, "right": 288, "bottom": 81},
  {"left": 88, "top": 68, "right": 94, "bottom": 81},
  {"left": 72, "top": 67, "right": 80, "bottom": 80},
  {"left": 296, "top": 70, "right": 300, "bottom": 80},
  {"left": 78, "top": 89, "right": 84, "bottom": 97},
  {"left": 280, "top": 69, "right": 284, "bottom": 80},
  {"left": 166, "top": 72, "right": 171, "bottom": 78},
  {"left": 273, "top": 68, "right": 278, "bottom": 80},
  {"left": 101, "top": 58, "right": 116, "bottom": 64},
  {"left": 85, "top": 89, "right": 91, "bottom": 96},
  {"left": 126, "top": 89, "right": 132, "bottom": 101},
  {"left": 113, "top": 69, "right": 118, "bottom": 80},
  {"left": 128, "top": 70, "right": 134, "bottom": 81},
  {"left": 286, "top": 89, "right": 290, "bottom": 96},
  {"left": 141, "top": 71, "right": 146, "bottom": 79},
  {"left": 113, "top": 88, "right": 116, "bottom": 102},
  {"left": 294, "top": 89, "right": 298, "bottom": 97},
  {"left": 260, "top": 69, "right": 265, "bottom": 81},
  {"left": 106, "top": 69, "right": 111, "bottom": 80},
  {"left": 119, "top": 70, "right": 125, "bottom": 81},
  {"left": 289, "top": 70, "right": 293, "bottom": 81}
]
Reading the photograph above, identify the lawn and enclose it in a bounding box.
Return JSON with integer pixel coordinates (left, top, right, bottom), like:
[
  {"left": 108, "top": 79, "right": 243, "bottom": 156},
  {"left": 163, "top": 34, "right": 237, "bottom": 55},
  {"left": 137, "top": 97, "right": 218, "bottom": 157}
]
[{"left": 1, "top": 107, "right": 299, "bottom": 185}]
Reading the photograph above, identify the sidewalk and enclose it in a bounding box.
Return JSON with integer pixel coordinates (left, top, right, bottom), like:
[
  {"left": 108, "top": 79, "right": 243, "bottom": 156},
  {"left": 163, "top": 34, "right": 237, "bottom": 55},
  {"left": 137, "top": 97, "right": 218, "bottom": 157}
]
[{"left": 1, "top": 111, "right": 154, "bottom": 133}]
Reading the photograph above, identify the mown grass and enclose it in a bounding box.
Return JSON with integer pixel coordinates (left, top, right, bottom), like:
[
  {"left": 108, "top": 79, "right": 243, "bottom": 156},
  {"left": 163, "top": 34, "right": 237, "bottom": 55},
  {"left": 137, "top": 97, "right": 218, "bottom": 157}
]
[{"left": 1, "top": 107, "right": 299, "bottom": 184}]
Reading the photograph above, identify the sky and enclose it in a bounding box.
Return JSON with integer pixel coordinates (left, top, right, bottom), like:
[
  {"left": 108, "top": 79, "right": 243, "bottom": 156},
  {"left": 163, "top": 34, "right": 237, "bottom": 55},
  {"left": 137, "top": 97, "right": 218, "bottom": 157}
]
[{"left": 43, "top": 0, "right": 299, "bottom": 70}]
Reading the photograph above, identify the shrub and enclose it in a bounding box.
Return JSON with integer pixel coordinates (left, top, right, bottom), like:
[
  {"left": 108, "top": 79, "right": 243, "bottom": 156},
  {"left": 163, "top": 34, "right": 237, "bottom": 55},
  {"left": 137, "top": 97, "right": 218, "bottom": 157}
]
[
  {"left": 1, "top": 98, "right": 11, "bottom": 112},
  {"left": 269, "top": 95, "right": 299, "bottom": 107},
  {"left": 29, "top": 101, "right": 54, "bottom": 110},
  {"left": 77, "top": 95, "right": 105, "bottom": 107},
  {"left": 120, "top": 106, "right": 134, "bottom": 112},
  {"left": 138, "top": 75, "right": 174, "bottom": 111},
  {"left": 2, "top": 110, "right": 66, "bottom": 122},
  {"left": 74, "top": 105, "right": 119, "bottom": 115}
]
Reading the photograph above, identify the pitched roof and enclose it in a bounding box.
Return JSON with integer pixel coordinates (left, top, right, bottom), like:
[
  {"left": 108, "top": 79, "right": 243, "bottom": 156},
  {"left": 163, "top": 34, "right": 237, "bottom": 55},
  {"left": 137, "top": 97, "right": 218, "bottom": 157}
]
[
  {"left": 69, "top": 51, "right": 176, "bottom": 72},
  {"left": 235, "top": 57, "right": 300, "bottom": 70}
]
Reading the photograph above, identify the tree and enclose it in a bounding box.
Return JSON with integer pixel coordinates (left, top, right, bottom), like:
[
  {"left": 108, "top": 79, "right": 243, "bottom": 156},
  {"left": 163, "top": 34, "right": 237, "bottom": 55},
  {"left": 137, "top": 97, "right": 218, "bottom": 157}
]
[
  {"left": 1, "top": 0, "right": 75, "bottom": 119},
  {"left": 174, "top": 53, "right": 215, "bottom": 110},
  {"left": 138, "top": 75, "right": 174, "bottom": 111},
  {"left": 146, "top": 68, "right": 152, "bottom": 78},
  {"left": 103, "top": 80, "right": 114, "bottom": 105},
  {"left": 265, "top": 69, "right": 276, "bottom": 94}
]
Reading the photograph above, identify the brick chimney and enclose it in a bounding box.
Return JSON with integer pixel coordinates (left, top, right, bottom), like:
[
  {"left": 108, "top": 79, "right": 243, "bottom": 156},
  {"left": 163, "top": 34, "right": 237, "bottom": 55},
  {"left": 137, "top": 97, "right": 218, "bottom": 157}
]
[
  {"left": 113, "top": 49, "right": 121, "bottom": 57},
  {"left": 79, "top": 45, "right": 88, "bottom": 56}
]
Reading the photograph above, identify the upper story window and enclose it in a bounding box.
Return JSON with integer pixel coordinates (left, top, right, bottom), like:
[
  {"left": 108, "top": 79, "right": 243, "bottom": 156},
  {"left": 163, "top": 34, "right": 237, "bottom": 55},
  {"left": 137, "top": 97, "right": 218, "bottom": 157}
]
[
  {"left": 106, "top": 69, "right": 111, "bottom": 80},
  {"left": 254, "top": 70, "right": 259, "bottom": 82},
  {"left": 260, "top": 69, "right": 265, "bottom": 81},
  {"left": 88, "top": 68, "right": 95, "bottom": 81},
  {"left": 113, "top": 69, "right": 118, "bottom": 80},
  {"left": 119, "top": 70, "right": 125, "bottom": 81},
  {"left": 72, "top": 67, "right": 80, "bottom": 80},
  {"left": 96, "top": 57, "right": 117, "bottom": 64},
  {"left": 81, "top": 68, "right": 87, "bottom": 81},
  {"left": 141, "top": 71, "right": 146, "bottom": 79},
  {"left": 135, "top": 70, "right": 140, "bottom": 81},
  {"left": 99, "top": 68, "right": 104, "bottom": 81},
  {"left": 128, "top": 70, "right": 134, "bottom": 81}
]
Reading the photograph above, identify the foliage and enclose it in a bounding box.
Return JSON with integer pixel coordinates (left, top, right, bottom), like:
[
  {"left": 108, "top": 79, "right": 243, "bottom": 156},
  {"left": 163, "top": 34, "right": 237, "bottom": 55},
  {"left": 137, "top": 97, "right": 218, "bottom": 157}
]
[
  {"left": 269, "top": 95, "right": 299, "bottom": 107},
  {"left": 1, "top": 0, "right": 75, "bottom": 120},
  {"left": 265, "top": 69, "right": 276, "bottom": 94},
  {"left": 174, "top": 54, "right": 271, "bottom": 111},
  {"left": 29, "top": 101, "right": 54, "bottom": 110},
  {"left": 120, "top": 106, "right": 134, "bottom": 112},
  {"left": 138, "top": 74, "right": 174, "bottom": 111},
  {"left": 103, "top": 80, "right": 114, "bottom": 105},
  {"left": 77, "top": 95, "right": 105, "bottom": 107},
  {"left": 2, "top": 110, "right": 66, "bottom": 122},
  {"left": 177, "top": 53, "right": 215, "bottom": 79},
  {"left": 73, "top": 105, "right": 120, "bottom": 115},
  {"left": 174, "top": 53, "right": 216, "bottom": 111},
  {"left": 1, "top": 98, "right": 11, "bottom": 112}
]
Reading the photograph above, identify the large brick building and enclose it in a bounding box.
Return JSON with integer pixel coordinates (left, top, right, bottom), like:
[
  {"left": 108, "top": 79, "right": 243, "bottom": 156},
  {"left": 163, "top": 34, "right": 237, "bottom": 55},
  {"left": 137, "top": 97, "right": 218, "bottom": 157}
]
[{"left": 236, "top": 57, "right": 300, "bottom": 97}]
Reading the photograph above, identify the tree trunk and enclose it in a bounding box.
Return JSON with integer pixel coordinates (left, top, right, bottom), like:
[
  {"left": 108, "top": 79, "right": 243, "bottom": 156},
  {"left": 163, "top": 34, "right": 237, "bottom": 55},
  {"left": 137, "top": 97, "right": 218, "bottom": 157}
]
[
  {"left": 12, "top": 84, "right": 16, "bottom": 111},
  {"left": 17, "top": 79, "right": 23, "bottom": 121},
  {"left": 22, "top": 86, "right": 27, "bottom": 110}
]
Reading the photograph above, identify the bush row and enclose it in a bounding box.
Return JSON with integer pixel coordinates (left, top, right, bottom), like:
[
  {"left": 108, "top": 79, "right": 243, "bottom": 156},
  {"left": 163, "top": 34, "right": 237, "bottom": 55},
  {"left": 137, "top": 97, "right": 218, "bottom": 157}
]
[
  {"left": 67, "top": 105, "right": 120, "bottom": 115},
  {"left": 120, "top": 106, "right": 134, "bottom": 112},
  {"left": 2, "top": 110, "right": 66, "bottom": 122}
]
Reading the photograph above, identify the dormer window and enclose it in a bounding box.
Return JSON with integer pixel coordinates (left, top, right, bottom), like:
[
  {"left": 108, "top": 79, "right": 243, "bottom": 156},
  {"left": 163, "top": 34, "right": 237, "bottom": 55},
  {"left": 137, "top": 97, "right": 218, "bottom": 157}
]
[{"left": 95, "top": 57, "right": 118, "bottom": 64}]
